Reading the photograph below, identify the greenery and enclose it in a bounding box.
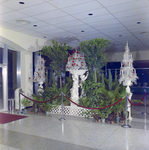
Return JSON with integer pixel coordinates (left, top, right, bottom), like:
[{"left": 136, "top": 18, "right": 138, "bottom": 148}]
[
  {"left": 36, "top": 38, "right": 125, "bottom": 119},
  {"left": 40, "top": 103, "right": 53, "bottom": 112},
  {"left": 39, "top": 39, "right": 71, "bottom": 88},
  {"left": 21, "top": 98, "right": 32, "bottom": 107},
  {"left": 79, "top": 38, "right": 110, "bottom": 83},
  {"left": 32, "top": 77, "right": 73, "bottom": 112},
  {"left": 79, "top": 69, "right": 126, "bottom": 119}
]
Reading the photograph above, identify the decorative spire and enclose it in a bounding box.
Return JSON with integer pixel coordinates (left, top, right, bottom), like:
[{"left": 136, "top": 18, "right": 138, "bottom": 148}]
[
  {"left": 33, "top": 55, "right": 46, "bottom": 89},
  {"left": 119, "top": 42, "right": 138, "bottom": 86}
]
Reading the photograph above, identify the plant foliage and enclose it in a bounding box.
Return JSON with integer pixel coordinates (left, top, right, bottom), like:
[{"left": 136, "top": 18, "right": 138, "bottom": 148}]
[
  {"left": 39, "top": 39, "right": 71, "bottom": 88},
  {"left": 79, "top": 70, "right": 126, "bottom": 119},
  {"left": 79, "top": 38, "right": 110, "bottom": 83}
]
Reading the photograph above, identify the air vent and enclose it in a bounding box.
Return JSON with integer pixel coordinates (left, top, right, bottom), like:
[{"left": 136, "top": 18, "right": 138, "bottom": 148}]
[{"left": 15, "top": 19, "right": 31, "bottom": 25}]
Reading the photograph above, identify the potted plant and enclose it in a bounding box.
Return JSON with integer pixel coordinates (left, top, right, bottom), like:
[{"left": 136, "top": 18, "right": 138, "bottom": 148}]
[
  {"left": 39, "top": 103, "right": 52, "bottom": 115},
  {"left": 79, "top": 81, "right": 109, "bottom": 122},
  {"left": 21, "top": 98, "right": 32, "bottom": 113}
]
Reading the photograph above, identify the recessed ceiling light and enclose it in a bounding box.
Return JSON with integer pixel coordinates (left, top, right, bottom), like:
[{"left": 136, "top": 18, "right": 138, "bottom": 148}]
[
  {"left": 33, "top": 25, "right": 37, "bottom": 27},
  {"left": 16, "top": 19, "right": 30, "bottom": 24},
  {"left": 137, "top": 21, "right": 141, "bottom": 24},
  {"left": 81, "top": 30, "right": 84, "bottom": 32},
  {"left": 88, "top": 13, "right": 93, "bottom": 16},
  {"left": 140, "top": 32, "right": 149, "bottom": 34},
  {"left": 19, "top": 2, "right": 25, "bottom": 4}
]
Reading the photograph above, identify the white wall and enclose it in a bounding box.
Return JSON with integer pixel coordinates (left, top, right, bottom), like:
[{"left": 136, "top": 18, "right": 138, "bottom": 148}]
[
  {"left": 0, "top": 27, "right": 52, "bottom": 96},
  {"left": 0, "top": 27, "right": 50, "bottom": 52}
]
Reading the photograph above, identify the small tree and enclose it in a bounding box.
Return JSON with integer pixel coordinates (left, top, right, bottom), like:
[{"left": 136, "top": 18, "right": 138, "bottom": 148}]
[
  {"left": 108, "top": 69, "right": 112, "bottom": 91},
  {"left": 79, "top": 38, "right": 110, "bottom": 83},
  {"left": 39, "top": 40, "right": 71, "bottom": 88}
]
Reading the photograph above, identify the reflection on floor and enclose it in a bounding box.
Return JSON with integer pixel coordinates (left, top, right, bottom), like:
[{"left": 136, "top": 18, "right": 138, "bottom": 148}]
[
  {"left": 0, "top": 100, "right": 3, "bottom": 110},
  {"left": 0, "top": 105, "right": 148, "bottom": 150}
]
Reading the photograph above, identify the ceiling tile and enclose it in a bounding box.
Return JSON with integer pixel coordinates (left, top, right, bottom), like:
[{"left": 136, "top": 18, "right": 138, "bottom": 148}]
[
  {"left": 33, "top": 10, "right": 68, "bottom": 20},
  {"left": 113, "top": 7, "right": 149, "bottom": 18},
  {"left": 0, "top": 11, "right": 27, "bottom": 22},
  {"left": 63, "top": 24, "right": 91, "bottom": 31},
  {"left": 62, "top": 1, "right": 103, "bottom": 14},
  {"left": 97, "top": 0, "right": 136, "bottom": 7},
  {"left": 47, "top": 0, "right": 94, "bottom": 8},
  {"left": 8, "top": 20, "right": 49, "bottom": 29},
  {"left": 106, "top": 1, "right": 149, "bottom": 13},
  {"left": 81, "top": 14, "right": 115, "bottom": 24},
  {"left": 17, "top": 16, "right": 40, "bottom": 23},
  {"left": 118, "top": 13, "right": 149, "bottom": 23},
  {"left": 45, "top": 15, "right": 76, "bottom": 25},
  {"left": 94, "top": 23, "right": 126, "bottom": 32},
  {"left": 1, "top": 0, "right": 44, "bottom": 10},
  {"left": 18, "top": 3, "right": 57, "bottom": 16},
  {"left": 33, "top": 25, "right": 58, "bottom": 32},
  {"left": 72, "top": 8, "right": 109, "bottom": 20},
  {"left": 55, "top": 20, "right": 84, "bottom": 28},
  {"left": 42, "top": 28, "right": 66, "bottom": 34},
  {"left": 0, "top": 5, "right": 13, "bottom": 15}
]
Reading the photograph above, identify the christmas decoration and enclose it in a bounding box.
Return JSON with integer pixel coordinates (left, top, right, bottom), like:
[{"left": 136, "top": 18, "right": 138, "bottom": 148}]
[
  {"left": 34, "top": 55, "right": 46, "bottom": 92},
  {"left": 66, "top": 50, "right": 88, "bottom": 107},
  {"left": 119, "top": 42, "right": 138, "bottom": 119}
]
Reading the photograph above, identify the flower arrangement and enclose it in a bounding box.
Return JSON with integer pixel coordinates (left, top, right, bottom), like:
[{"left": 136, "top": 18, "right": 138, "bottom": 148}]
[{"left": 66, "top": 50, "right": 87, "bottom": 71}]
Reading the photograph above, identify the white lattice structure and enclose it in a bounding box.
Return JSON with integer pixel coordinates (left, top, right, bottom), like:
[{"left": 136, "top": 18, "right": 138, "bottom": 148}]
[{"left": 49, "top": 105, "right": 89, "bottom": 117}]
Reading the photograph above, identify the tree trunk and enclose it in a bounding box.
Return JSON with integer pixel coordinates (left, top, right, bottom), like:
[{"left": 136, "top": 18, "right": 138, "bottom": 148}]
[
  {"left": 94, "top": 68, "right": 97, "bottom": 83},
  {"left": 60, "top": 76, "right": 62, "bottom": 88}
]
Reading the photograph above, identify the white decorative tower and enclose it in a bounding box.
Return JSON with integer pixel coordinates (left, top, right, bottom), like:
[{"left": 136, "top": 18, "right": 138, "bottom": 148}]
[
  {"left": 119, "top": 42, "right": 138, "bottom": 119},
  {"left": 33, "top": 55, "right": 46, "bottom": 93},
  {"left": 66, "top": 50, "right": 88, "bottom": 107}
]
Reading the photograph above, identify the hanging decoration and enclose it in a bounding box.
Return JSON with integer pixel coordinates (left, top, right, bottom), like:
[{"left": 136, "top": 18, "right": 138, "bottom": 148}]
[
  {"left": 66, "top": 50, "right": 88, "bottom": 107},
  {"left": 119, "top": 41, "right": 138, "bottom": 119},
  {"left": 34, "top": 55, "right": 46, "bottom": 92}
]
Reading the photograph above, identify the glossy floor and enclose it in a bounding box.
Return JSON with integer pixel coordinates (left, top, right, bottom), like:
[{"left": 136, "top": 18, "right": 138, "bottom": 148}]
[{"left": 0, "top": 106, "right": 149, "bottom": 150}]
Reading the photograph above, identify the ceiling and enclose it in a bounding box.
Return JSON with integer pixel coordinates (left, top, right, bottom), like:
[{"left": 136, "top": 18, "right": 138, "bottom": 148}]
[{"left": 0, "top": 0, "right": 149, "bottom": 52}]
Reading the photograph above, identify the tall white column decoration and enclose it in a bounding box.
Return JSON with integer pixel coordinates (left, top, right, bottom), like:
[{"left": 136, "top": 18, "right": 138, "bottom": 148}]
[
  {"left": 66, "top": 51, "right": 88, "bottom": 107},
  {"left": 119, "top": 42, "right": 138, "bottom": 119},
  {"left": 33, "top": 55, "right": 46, "bottom": 93}
]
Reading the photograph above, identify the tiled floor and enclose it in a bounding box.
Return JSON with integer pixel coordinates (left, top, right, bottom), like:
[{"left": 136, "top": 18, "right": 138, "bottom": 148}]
[{"left": 0, "top": 106, "right": 149, "bottom": 150}]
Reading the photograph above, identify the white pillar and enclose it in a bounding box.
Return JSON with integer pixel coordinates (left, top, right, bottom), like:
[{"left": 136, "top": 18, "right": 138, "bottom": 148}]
[{"left": 70, "top": 73, "right": 79, "bottom": 107}]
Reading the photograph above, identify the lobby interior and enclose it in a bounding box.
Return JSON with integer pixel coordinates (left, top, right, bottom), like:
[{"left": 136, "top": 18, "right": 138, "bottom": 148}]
[{"left": 0, "top": 0, "right": 149, "bottom": 150}]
